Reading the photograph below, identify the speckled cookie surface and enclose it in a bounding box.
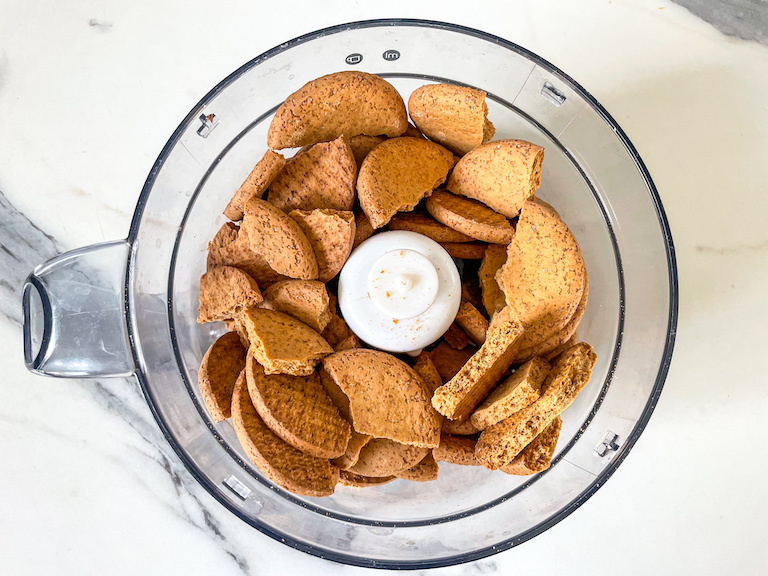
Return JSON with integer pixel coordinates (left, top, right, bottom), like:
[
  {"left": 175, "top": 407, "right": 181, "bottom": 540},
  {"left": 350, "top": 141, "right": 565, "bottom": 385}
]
[
  {"left": 348, "top": 438, "right": 429, "bottom": 477},
  {"left": 198, "top": 331, "right": 247, "bottom": 422},
  {"left": 224, "top": 150, "right": 286, "bottom": 221},
  {"left": 289, "top": 209, "right": 355, "bottom": 283},
  {"left": 426, "top": 189, "right": 515, "bottom": 244},
  {"left": 206, "top": 222, "right": 288, "bottom": 287},
  {"left": 267, "top": 72, "right": 407, "bottom": 149},
  {"left": 197, "top": 266, "right": 263, "bottom": 323},
  {"left": 388, "top": 211, "right": 475, "bottom": 243}
]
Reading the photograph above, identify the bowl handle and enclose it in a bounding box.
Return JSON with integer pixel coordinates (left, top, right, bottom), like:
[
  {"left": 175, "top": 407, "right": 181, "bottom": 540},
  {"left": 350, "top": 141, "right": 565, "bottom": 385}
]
[{"left": 22, "top": 240, "right": 135, "bottom": 378}]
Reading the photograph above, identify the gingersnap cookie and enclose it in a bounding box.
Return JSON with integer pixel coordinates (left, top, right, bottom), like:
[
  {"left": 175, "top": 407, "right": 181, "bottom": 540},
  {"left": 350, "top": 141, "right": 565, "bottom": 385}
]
[
  {"left": 478, "top": 244, "right": 508, "bottom": 318},
  {"left": 321, "top": 313, "right": 358, "bottom": 351},
  {"left": 512, "top": 273, "right": 589, "bottom": 363},
  {"left": 402, "top": 121, "right": 425, "bottom": 139},
  {"left": 231, "top": 373, "right": 338, "bottom": 496},
  {"left": 357, "top": 137, "right": 454, "bottom": 229},
  {"left": 331, "top": 431, "right": 372, "bottom": 470},
  {"left": 198, "top": 331, "right": 247, "bottom": 422},
  {"left": 224, "top": 150, "right": 286, "bottom": 221},
  {"left": 447, "top": 139, "right": 544, "bottom": 218},
  {"left": 500, "top": 416, "right": 562, "bottom": 475},
  {"left": 289, "top": 209, "right": 355, "bottom": 283},
  {"left": 224, "top": 317, "right": 250, "bottom": 349},
  {"left": 241, "top": 308, "right": 333, "bottom": 376},
  {"left": 388, "top": 212, "right": 475, "bottom": 243},
  {"left": 197, "top": 266, "right": 263, "bottom": 323},
  {"left": 432, "top": 307, "right": 525, "bottom": 421},
  {"left": 495, "top": 201, "right": 586, "bottom": 348},
  {"left": 352, "top": 211, "right": 375, "bottom": 249},
  {"left": 439, "top": 242, "right": 487, "bottom": 260},
  {"left": 443, "top": 322, "right": 470, "bottom": 350},
  {"left": 412, "top": 352, "right": 442, "bottom": 395},
  {"left": 322, "top": 349, "right": 441, "bottom": 448},
  {"left": 206, "top": 222, "right": 287, "bottom": 287},
  {"left": 245, "top": 355, "right": 350, "bottom": 459},
  {"left": 441, "top": 416, "right": 481, "bottom": 436},
  {"left": 348, "top": 438, "right": 429, "bottom": 477},
  {"left": 241, "top": 197, "right": 318, "bottom": 280},
  {"left": 455, "top": 301, "right": 489, "bottom": 345},
  {"left": 262, "top": 280, "right": 332, "bottom": 333},
  {"left": 433, "top": 434, "right": 480, "bottom": 467},
  {"left": 470, "top": 356, "right": 550, "bottom": 430},
  {"left": 267, "top": 72, "right": 408, "bottom": 149},
  {"left": 408, "top": 84, "right": 495, "bottom": 156},
  {"left": 267, "top": 136, "right": 356, "bottom": 212},
  {"left": 475, "top": 343, "right": 596, "bottom": 470},
  {"left": 426, "top": 189, "right": 515, "bottom": 244},
  {"left": 429, "top": 342, "right": 477, "bottom": 383},
  {"left": 397, "top": 452, "right": 439, "bottom": 482},
  {"left": 348, "top": 135, "right": 386, "bottom": 168},
  {"left": 338, "top": 469, "right": 395, "bottom": 488}
]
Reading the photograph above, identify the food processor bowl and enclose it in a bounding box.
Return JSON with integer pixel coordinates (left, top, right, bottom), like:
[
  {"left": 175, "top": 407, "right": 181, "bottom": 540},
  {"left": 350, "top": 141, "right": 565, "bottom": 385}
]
[{"left": 22, "top": 20, "right": 678, "bottom": 569}]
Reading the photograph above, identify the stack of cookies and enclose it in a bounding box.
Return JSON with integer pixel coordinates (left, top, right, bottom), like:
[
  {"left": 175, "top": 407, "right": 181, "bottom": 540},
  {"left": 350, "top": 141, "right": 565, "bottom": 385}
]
[{"left": 197, "top": 72, "right": 596, "bottom": 496}]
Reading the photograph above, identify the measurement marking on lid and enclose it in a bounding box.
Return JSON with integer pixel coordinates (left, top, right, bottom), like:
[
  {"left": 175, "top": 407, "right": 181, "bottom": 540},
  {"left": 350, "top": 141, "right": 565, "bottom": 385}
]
[
  {"left": 382, "top": 49, "right": 400, "bottom": 61},
  {"left": 345, "top": 53, "right": 363, "bottom": 65}
]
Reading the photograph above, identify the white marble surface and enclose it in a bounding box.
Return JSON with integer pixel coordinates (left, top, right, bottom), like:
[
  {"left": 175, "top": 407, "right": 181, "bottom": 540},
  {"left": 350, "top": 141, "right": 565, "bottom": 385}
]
[{"left": 1, "top": 0, "right": 767, "bottom": 574}]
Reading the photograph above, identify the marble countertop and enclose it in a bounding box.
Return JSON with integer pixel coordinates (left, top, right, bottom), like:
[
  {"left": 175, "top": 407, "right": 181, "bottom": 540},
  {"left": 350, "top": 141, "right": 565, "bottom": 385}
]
[{"left": 2, "top": 1, "right": 767, "bottom": 574}]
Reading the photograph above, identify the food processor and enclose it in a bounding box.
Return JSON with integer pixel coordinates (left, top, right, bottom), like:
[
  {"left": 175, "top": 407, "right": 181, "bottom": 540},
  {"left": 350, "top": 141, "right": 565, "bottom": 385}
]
[{"left": 21, "top": 20, "right": 678, "bottom": 568}]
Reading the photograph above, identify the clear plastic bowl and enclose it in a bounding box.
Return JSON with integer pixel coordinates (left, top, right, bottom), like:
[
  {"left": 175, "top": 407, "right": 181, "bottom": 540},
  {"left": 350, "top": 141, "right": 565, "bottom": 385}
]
[{"left": 22, "top": 19, "right": 677, "bottom": 569}]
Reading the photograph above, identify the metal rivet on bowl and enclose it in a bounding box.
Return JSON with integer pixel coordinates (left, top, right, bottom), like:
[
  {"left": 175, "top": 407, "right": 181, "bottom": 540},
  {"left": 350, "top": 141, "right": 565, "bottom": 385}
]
[
  {"left": 197, "top": 113, "right": 219, "bottom": 138},
  {"left": 382, "top": 49, "right": 400, "bottom": 61},
  {"left": 223, "top": 474, "right": 251, "bottom": 500},
  {"left": 345, "top": 53, "right": 363, "bottom": 65},
  {"left": 541, "top": 81, "right": 566, "bottom": 107},
  {"left": 594, "top": 431, "right": 620, "bottom": 457}
]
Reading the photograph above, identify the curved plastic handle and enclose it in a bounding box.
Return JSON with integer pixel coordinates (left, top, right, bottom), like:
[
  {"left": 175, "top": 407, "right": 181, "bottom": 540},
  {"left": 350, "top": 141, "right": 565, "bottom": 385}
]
[{"left": 22, "top": 240, "right": 135, "bottom": 378}]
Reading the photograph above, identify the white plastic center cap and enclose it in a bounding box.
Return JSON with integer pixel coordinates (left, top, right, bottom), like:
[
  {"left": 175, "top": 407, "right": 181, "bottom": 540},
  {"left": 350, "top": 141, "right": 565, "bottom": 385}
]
[{"left": 368, "top": 250, "right": 439, "bottom": 319}]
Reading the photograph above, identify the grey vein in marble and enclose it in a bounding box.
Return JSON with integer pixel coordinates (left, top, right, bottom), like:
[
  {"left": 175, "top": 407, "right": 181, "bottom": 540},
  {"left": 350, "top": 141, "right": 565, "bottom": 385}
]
[
  {"left": 88, "top": 19, "right": 113, "bottom": 31},
  {"left": 672, "top": 0, "right": 768, "bottom": 46},
  {"left": 0, "top": 189, "right": 61, "bottom": 325},
  {"left": 696, "top": 239, "right": 768, "bottom": 255}
]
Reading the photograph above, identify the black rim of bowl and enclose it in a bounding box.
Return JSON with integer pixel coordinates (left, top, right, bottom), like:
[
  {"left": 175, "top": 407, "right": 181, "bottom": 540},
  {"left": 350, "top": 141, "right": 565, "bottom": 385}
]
[{"left": 124, "top": 19, "right": 679, "bottom": 570}]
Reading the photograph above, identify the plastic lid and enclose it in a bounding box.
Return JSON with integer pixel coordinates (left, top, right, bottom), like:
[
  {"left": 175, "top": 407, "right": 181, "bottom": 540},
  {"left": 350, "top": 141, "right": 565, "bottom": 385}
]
[{"left": 338, "top": 231, "right": 461, "bottom": 354}]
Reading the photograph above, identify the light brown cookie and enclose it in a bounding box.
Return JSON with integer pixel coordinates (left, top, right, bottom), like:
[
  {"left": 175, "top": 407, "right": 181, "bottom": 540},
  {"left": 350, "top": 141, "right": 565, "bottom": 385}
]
[
  {"left": 289, "top": 209, "right": 356, "bottom": 283},
  {"left": 262, "top": 280, "right": 332, "bottom": 333},
  {"left": 357, "top": 137, "right": 454, "bottom": 228},
  {"left": 197, "top": 266, "right": 263, "bottom": 323},
  {"left": 461, "top": 275, "right": 484, "bottom": 313},
  {"left": 408, "top": 84, "right": 495, "bottom": 156},
  {"left": 322, "top": 349, "right": 441, "bottom": 448},
  {"left": 426, "top": 189, "right": 515, "bottom": 244},
  {"left": 470, "top": 356, "right": 550, "bottom": 430},
  {"left": 224, "top": 317, "right": 250, "bottom": 349},
  {"left": 352, "top": 211, "right": 375, "bottom": 249},
  {"left": 245, "top": 355, "right": 350, "bottom": 459},
  {"left": 500, "top": 416, "right": 562, "bottom": 475},
  {"left": 198, "top": 332, "right": 247, "bottom": 422},
  {"left": 206, "top": 222, "right": 287, "bottom": 287},
  {"left": 475, "top": 342, "right": 597, "bottom": 469},
  {"left": 478, "top": 244, "right": 508, "bottom": 318},
  {"left": 348, "top": 438, "right": 429, "bottom": 477},
  {"left": 333, "top": 334, "right": 360, "bottom": 352},
  {"left": 321, "top": 313, "right": 358, "bottom": 351},
  {"left": 401, "top": 121, "right": 425, "bottom": 139},
  {"left": 443, "top": 322, "right": 470, "bottom": 350},
  {"left": 544, "top": 335, "right": 578, "bottom": 363},
  {"left": 338, "top": 469, "right": 395, "bottom": 487},
  {"left": 412, "top": 352, "right": 442, "bottom": 396},
  {"left": 397, "top": 452, "right": 439, "bottom": 482},
  {"left": 330, "top": 431, "right": 372, "bottom": 470},
  {"left": 241, "top": 198, "right": 318, "bottom": 280},
  {"left": 441, "top": 416, "right": 481, "bottom": 436},
  {"left": 224, "top": 150, "right": 286, "bottom": 221},
  {"left": 439, "top": 242, "right": 487, "bottom": 260},
  {"left": 348, "top": 135, "right": 386, "bottom": 168},
  {"left": 429, "top": 342, "right": 477, "bottom": 383},
  {"left": 455, "top": 301, "right": 489, "bottom": 345},
  {"left": 267, "top": 72, "right": 408, "bottom": 149},
  {"left": 231, "top": 373, "right": 338, "bottom": 496},
  {"left": 447, "top": 139, "right": 544, "bottom": 218},
  {"left": 241, "top": 308, "right": 333, "bottom": 376},
  {"left": 512, "top": 273, "right": 588, "bottom": 363},
  {"left": 267, "top": 136, "right": 356, "bottom": 212},
  {"left": 432, "top": 307, "right": 525, "bottom": 421},
  {"left": 495, "top": 201, "right": 586, "bottom": 348},
  {"left": 433, "top": 434, "right": 480, "bottom": 466},
  {"left": 388, "top": 212, "right": 475, "bottom": 243}
]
